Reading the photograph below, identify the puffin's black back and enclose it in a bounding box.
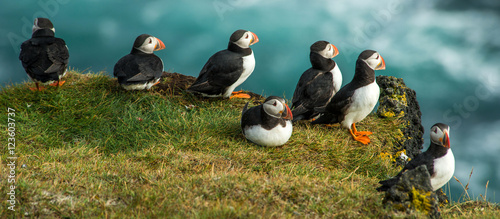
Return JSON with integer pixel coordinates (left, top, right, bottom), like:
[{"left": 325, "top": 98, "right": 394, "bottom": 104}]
[
  {"left": 113, "top": 53, "right": 163, "bottom": 84},
  {"left": 291, "top": 68, "right": 334, "bottom": 118},
  {"left": 19, "top": 29, "right": 69, "bottom": 83},
  {"left": 188, "top": 49, "right": 245, "bottom": 95}
]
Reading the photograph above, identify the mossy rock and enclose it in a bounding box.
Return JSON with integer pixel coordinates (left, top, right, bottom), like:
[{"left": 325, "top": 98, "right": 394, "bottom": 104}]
[
  {"left": 383, "top": 165, "right": 440, "bottom": 218},
  {"left": 376, "top": 75, "right": 424, "bottom": 162}
]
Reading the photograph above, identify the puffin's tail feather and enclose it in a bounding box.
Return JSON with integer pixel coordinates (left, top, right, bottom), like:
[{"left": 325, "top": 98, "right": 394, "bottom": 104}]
[
  {"left": 242, "top": 102, "right": 250, "bottom": 115},
  {"left": 292, "top": 115, "right": 304, "bottom": 122},
  {"left": 311, "top": 113, "right": 338, "bottom": 125},
  {"left": 376, "top": 178, "right": 399, "bottom": 192},
  {"left": 291, "top": 105, "right": 309, "bottom": 122}
]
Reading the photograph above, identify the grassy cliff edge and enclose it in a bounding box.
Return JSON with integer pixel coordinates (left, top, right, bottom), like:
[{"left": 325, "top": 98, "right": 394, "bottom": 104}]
[{"left": 1, "top": 70, "right": 498, "bottom": 218}]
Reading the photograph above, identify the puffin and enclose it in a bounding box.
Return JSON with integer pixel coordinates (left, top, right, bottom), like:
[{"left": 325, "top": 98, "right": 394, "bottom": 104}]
[
  {"left": 19, "top": 18, "right": 69, "bottom": 91},
  {"left": 241, "top": 96, "right": 293, "bottom": 147},
  {"left": 377, "top": 123, "right": 455, "bottom": 192},
  {"left": 311, "top": 50, "right": 385, "bottom": 145},
  {"left": 187, "top": 29, "right": 259, "bottom": 99},
  {"left": 291, "top": 41, "right": 342, "bottom": 122},
  {"left": 113, "top": 34, "right": 165, "bottom": 90}
]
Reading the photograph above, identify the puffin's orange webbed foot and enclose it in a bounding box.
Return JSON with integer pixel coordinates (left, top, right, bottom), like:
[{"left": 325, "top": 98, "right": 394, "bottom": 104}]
[
  {"left": 349, "top": 128, "right": 371, "bottom": 145},
  {"left": 49, "top": 80, "right": 66, "bottom": 87},
  {"left": 30, "top": 83, "right": 45, "bottom": 91},
  {"left": 29, "top": 86, "right": 45, "bottom": 91},
  {"left": 230, "top": 90, "right": 251, "bottom": 99},
  {"left": 351, "top": 123, "right": 372, "bottom": 136}
]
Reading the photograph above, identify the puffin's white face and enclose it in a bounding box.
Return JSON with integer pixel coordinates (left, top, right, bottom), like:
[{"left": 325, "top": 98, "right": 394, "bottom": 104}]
[
  {"left": 318, "top": 44, "right": 339, "bottom": 59},
  {"left": 263, "top": 98, "right": 285, "bottom": 118},
  {"left": 32, "top": 18, "right": 55, "bottom": 34},
  {"left": 363, "top": 52, "right": 386, "bottom": 70},
  {"left": 430, "top": 124, "right": 451, "bottom": 148},
  {"left": 136, "top": 36, "right": 165, "bottom": 54},
  {"left": 234, "top": 31, "right": 259, "bottom": 49},
  {"left": 262, "top": 98, "right": 292, "bottom": 120}
]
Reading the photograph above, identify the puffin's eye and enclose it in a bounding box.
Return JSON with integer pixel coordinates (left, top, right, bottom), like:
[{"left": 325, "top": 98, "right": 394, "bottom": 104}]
[
  {"left": 149, "top": 39, "right": 153, "bottom": 44},
  {"left": 245, "top": 34, "right": 249, "bottom": 39},
  {"left": 273, "top": 101, "right": 277, "bottom": 106},
  {"left": 433, "top": 128, "right": 438, "bottom": 133}
]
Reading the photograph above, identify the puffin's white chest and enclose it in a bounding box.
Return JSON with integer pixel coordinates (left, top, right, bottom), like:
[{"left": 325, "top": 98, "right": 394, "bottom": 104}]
[
  {"left": 341, "top": 81, "right": 380, "bottom": 128},
  {"left": 243, "top": 120, "right": 292, "bottom": 147},
  {"left": 330, "top": 65, "right": 342, "bottom": 93},
  {"left": 224, "top": 51, "right": 255, "bottom": 97},
  {"left": 431, "top": 149, "right": 455, "bottom": 191}
]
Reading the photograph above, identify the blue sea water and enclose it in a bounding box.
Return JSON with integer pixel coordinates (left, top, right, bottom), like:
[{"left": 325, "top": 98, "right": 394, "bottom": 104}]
[{"left": 1, "top": 0, "right": 499, "bottom": 203}]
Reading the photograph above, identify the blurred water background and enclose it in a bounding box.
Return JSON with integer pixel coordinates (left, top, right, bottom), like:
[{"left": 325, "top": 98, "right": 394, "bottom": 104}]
[{"left": 1, "top": 0, "right": 499, "bottom": 202}]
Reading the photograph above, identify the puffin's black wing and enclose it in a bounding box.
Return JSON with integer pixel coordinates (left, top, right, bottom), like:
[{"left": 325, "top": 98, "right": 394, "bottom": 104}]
[
  {"left": 311, "top": 82, "right": 355, "bottom": 124},
  {"left": 376, "top": 151, "right": 434, "bottom": 191},
  {"left": 292, "top": 69, "right": 334, "bottom": 121},
  {"left": 241, "top": 104, "right": 262, "bottom": 134},
  {"left": 188, "top": 50, "right": 244, "bottom": 95},
  {"left": 113, "top": 54, "right": 163, "bottom": 84},
  {"left": 45, "top": 38, "right": 69, "bottom": 73},
  {"left": 19, "top": 39, "right": 42, "bottom": 76}
]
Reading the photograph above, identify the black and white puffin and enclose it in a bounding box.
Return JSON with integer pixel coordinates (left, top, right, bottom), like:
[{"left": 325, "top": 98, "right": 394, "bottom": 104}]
[
  {"left": 291, "top": 41, "right": 342, "bottom": 122},
  {"left": 311, "top": 50, "right": 385, "bottom": 144},
  {"left": 241, "top": 96, "right": 293, "bottom": 147},
  {"left": 113, "top": 34, "right": 165, "bottom": 90},
  {"left": 377, "top": 123, "right": 455, "bottom": 192},
  {"left": 19, "top": 18, "right": 69, "bottom": 91},
  {"left": 187, "top": 29, "right": 259, "bottom": 99}
]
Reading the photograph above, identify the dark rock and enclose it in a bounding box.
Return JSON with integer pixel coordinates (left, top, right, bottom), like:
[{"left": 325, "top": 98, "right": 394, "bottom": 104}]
[
  {"left": 383, "top": 165, "right": 441, "bottom": 218},
  {"left": 156, "top": 72, "right": 197, "bottom": 95},
  {"left": 376, "top": 75, "right": 424, "bottom": 163},
  {"left": 156, "top": 72, "right": 263, "bottom": 101}
]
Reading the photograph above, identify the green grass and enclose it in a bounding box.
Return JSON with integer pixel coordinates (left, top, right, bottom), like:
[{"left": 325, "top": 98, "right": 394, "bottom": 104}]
[{"left": 1, "top": 70, "right": 499, "bottom": 218}]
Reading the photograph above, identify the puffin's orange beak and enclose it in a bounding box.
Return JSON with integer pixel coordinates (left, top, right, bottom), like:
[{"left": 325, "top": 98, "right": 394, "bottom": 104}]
[
  {"left": 250, "top": 32, "right": 259, "bottom": 45},
  {"left": 443, "top": 130, "right": 450, "bottom": 148},
  {"left": 375, "top": 55, "right": 386, "bottom": 70},
  {"left": 331, "top": 44, "right": 339, "bottom": 58},
  {"left": 282, "top": 104, "right": 293, "bottom": 120},
  {"left": 154, "top": 38, "right": 166, "bottom": 51}
]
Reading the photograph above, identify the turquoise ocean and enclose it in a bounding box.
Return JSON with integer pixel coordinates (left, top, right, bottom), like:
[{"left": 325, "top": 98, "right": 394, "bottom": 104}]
[{"left": 1, "top": 0, "right": 499, "bottom": 202}]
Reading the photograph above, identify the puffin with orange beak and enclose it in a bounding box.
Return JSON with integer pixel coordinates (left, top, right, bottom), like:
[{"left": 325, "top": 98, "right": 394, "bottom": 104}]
[
  {"left": 291, "top": 40, "right": 342, "bottom": 122},
  {"left": 241, "top": 96, "right": 293, "bottom": 147},
  {"left": 188, "top": 29, "right": 259, "bottom": 99},
  {"left": 113, "top": 34, "right": 166, "bottom": 90},
  {"left": 312, "top": 50, "right": 386, "bottom": 144},
  {"left": 377, "top": 123, "right": 455, "bottom": 192}
]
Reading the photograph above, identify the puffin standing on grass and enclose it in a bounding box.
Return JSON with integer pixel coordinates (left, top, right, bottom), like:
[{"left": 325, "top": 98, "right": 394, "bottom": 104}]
[
  {"left": 241, "top": 96, "right": 293, "bottom": 147},
  {"left": 19, "top": 18, "right": 69, "bottom": 91},
  {"left": 377, "top": 123, "right": 455, "bottom": 192},
  {"left": 291, "top": 41, "right": 342, "bottom": 122},
  {"left": 187, "top": 29, "right": 259, "bottom": 99},
  {"left": 114, "top": 34, "right": 166, "bottom": 90},
  {"left": 312, "top": 50, "right": 385, "bottom": 144}
]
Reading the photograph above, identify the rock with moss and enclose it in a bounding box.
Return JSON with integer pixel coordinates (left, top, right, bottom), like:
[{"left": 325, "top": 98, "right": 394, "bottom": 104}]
[
  {"left": 383, "top": 165, "right": 440, "bottom": 218},
  {"left": 376, "top": 75, "right": 424, "bottom": 162}
]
